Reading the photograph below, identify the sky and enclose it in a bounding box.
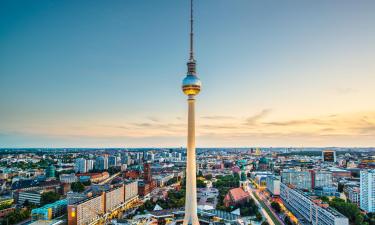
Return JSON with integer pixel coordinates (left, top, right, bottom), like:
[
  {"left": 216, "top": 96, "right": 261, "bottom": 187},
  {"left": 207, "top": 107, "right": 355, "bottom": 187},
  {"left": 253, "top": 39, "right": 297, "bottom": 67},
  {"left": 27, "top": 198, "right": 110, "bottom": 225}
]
[{"left": 0, "top": 0, "right": 375, "bottom": 148}]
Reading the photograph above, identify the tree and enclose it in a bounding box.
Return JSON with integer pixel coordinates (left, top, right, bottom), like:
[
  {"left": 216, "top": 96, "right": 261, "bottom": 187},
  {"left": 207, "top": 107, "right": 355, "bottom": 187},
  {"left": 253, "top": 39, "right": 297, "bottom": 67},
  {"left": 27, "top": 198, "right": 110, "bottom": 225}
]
[
  {"left": 71, "top": 182, "right": 85, "bottom": 193},
  {"left": 329, "top": 197, "right": 364, "bottom": 224},
  {"left": 197, "top": 179, "right": 206, "bottom": 188},
  {"left": 204, "top": 174, "right": 213, "bottom": 180},
  {"left": 261, "top": 222, "right": 269, "bottom": 225},
  {"left": 284, "top": 216, "right": 294, "bottom": 225},
  {"left": 82, "top": 180, "right": 91, "bottom": 186},
  {"left": 271, "top": 201, "right": 281, "bottom": 213},
  {"left": 337, "top": 183, "right": 344, "bottom": 192},
  {"left": 320, "top": 196, "right": 329, "bottom": 203},
  {"left": 40, "top": 191, "right": 60, "bottom": 206},
  {"left": 256, "top": 211, "right": 263, "bottom": 221}
]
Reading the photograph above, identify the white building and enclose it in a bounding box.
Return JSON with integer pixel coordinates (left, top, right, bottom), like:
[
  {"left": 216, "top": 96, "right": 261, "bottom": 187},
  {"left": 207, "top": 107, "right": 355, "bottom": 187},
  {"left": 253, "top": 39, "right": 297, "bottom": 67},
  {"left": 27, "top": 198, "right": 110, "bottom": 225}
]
[
  {"left": 86, "top": 159, "right": 95, "bottom": 172},
  {"left": 75, "top": 158, "right": 87, "bottom": 173},
  {"left": 266, "top": 176, "right": 280, "bottom": 196},
  {"left": 314, "top": 171, "right": 333, "bottom": 188},
  {"left": 281, "top": 169, "right": 311, "bottom": 190},
  {"left": 347, "top": 186, "right": 360, "bottom": 206},
  {"left": 281, "top": 183, "right": 348, "bottom": 225},
  {"left": 59, "top": 173, "right": 77, "bottom": 184},
  {"left": 360, "top": 170, "right": 375, "bottom": 212}
]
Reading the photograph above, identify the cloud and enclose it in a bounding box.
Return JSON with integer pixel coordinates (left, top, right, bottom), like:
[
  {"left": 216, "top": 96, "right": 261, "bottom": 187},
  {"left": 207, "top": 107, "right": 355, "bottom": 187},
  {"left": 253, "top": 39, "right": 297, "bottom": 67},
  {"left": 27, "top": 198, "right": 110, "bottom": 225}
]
[
  {"left": 336, "top": 88, "right": 357, "bottom": 95},
  {"left": 146, "top": 116, "right": 160, "bottom": 122},
  {"left": 245, "top": 109, "right": 272, "bottom": 125},
  {"left": 201, "top": 116, "right": 235, "bottom": 120},
  {"left": 264, "top": 118, "right": 328, "bottom": 126}
]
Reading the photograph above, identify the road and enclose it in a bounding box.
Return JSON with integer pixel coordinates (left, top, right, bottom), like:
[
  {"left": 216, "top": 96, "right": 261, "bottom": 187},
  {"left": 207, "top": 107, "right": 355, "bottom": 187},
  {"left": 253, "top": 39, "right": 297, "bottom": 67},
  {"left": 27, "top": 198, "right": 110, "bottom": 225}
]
[
  {"left": 247, "top": 183, "right": 284, "bottom": 225},
  {"left": 98, "top": 172, "right": 121, "bottom": 185},
  {"left": 256, "top": 188, "right": 286, "bottom": 225}
]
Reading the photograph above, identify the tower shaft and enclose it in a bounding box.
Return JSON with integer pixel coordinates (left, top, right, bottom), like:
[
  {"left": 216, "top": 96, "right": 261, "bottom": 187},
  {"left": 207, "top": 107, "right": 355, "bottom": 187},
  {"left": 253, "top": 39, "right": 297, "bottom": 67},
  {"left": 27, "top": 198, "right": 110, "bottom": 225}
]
[{"left": 183, "top": 97, "right": 200, "bottom": 225}]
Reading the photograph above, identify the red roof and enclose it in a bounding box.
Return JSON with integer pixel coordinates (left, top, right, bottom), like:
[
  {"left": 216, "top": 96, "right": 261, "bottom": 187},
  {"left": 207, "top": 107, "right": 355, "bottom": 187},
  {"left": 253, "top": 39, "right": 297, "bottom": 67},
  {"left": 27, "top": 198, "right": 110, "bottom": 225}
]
[{"left": 229, "top": 187, "right": 250, "bottom": 202}]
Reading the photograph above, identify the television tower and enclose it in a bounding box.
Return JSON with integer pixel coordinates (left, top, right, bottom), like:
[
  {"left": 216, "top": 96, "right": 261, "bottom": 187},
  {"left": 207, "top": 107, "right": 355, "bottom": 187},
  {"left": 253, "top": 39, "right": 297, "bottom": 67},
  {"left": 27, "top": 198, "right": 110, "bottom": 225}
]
[{"left": 181, "top": 0, "right": 201, "bottom": 224}]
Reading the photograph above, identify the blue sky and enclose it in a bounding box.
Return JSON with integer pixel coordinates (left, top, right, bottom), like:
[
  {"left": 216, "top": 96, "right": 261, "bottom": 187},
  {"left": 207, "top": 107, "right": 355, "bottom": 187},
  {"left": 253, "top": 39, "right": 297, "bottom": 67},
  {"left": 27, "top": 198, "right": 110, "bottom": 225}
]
[{"left": 1, "top": 0, "right": 375, "bottom": 147}]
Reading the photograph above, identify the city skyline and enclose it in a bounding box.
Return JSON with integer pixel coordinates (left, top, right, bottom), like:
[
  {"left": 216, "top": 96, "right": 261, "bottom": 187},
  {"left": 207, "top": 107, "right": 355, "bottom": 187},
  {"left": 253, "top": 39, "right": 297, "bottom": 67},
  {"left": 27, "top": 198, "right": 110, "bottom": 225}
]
[{"left": 1, "top": 0, "right": 375, "bottom": 147}]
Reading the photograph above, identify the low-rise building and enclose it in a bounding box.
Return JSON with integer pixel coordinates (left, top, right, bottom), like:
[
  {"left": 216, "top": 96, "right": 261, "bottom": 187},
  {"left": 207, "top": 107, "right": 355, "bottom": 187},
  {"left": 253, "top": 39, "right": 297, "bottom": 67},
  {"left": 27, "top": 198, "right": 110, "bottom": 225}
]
[
  {"left": 223, "top": 187, "right": 250, "bottom": 208},
  {"left": 31, "top": 199, "right": 67, "bottom": 221},
  {"left": 280, "top": 183, "right": 349, "bottom": 225},
  {"left": 59, "top": 174, "right": 77, "bottom": 184}
]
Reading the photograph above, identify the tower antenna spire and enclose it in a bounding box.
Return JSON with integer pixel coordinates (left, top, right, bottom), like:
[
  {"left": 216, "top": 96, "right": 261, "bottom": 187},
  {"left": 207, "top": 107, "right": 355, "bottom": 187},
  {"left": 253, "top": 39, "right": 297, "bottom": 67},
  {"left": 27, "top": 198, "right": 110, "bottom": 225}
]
[
  {"left": 189, "top": 0, "right": 194, "bottom": 61},
  {"left": 187, "top": 0, "right": 197, "bottom": 75}
]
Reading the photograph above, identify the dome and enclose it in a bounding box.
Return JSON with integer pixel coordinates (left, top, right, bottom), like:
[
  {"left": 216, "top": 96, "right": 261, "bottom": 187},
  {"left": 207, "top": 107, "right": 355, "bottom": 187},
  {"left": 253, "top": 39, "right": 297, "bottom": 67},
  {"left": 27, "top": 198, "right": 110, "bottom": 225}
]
[{"left": 182, "top": 74, "right": 201, "bottom": 96}]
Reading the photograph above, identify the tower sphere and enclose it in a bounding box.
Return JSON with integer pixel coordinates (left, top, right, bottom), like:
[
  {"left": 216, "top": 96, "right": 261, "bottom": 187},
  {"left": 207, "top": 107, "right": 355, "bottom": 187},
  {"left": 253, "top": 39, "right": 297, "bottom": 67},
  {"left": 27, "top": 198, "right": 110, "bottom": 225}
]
[{"left": 182, "top": 74, "right": 201, "bottom": 96}]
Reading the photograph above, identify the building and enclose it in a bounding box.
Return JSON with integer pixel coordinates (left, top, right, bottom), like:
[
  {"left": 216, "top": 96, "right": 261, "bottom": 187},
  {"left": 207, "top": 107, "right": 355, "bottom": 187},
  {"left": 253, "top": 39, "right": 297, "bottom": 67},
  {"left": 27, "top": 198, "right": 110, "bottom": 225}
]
[
  {"left": 75, "top": 158, "right": 87, "bottom": 173},
  {"left": 67, "top": 183, "right": 139, "bottom": 225},
  {"left": 282, "top": 169, "right": 312, "bottom": 190},
  {"left": 17, "top": 190, "right": 43, "bottom": 205},
  {"left": 68, "top": 193, "right": 105, "bottom": 225},
  {"left": 59, "top": 174, "right": 77, "bottom": 184},
  {"left": 311, "top": 170, "right": 333, "bottom": 189},
  {"left": 95, "top": 156, "right": 108, "bottom": 170},
  {"left": 124, "top": 180, "right": 138, "bottom": 201},
  {"left": 108, "top": 156, "right": 118, "bottom": 168},
  {"left": 314, "top": 186, "right": 340, "bottom": 197},
  {"left": 281, "top": 183, "right": 349, "bottom": 225},
  {"left": 346, "top": 186, "right": 360, "bottom": 206},
  {"left": 138, "top": 163, "right": 156, "bottom": 196},
  {"left": 86, "top": 159, "right": 95, "bottom": 172},
  {"left": 322, "top": 150, "right": 337, "bottom": 163},
  {"left": 360, "top": 170, "right": 375, "bottom": 212},
  {"left": 266, "top": 176, "right": 281, "bottom": 196},
  {"left": 154, "top": 174, "right": 174, "bottom": 187},
  {"left": 223, "top": 187, "right": 250, "bottom": 208},
  {"left": 46, "top": 165, "right": 56, "bottom": 179},
  {"left": 105, "top": 185, "right": 124, "bottom": 212},
  {"left": 76, "top": 172, "right": 109, "bottom": 183},
  {"left": 31, "top": 199, "right": 67, "bottom": 221}
]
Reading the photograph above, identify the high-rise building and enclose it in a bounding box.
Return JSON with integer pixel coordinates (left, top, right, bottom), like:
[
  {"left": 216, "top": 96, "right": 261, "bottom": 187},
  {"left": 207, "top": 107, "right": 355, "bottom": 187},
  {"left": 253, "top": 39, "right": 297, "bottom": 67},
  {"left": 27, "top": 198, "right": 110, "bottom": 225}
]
[
  {"left": 347, "top": 186, "right": 360, "bottom": 206},
  {"left": 75, "top": 158, "right": 87, "bottom": 173},
  {"left": 322, "top": 150, "right": 337, "bottom": 162},
  {"left": 95, "top": 156, "right": 108, "bottom": 170},
  {"left": 108, "top": 156, "right": 117, "bottom": 167},
  {"left": 86, "top": 159, "right": 95, "bottom": 172},
  {"left": 181, "top": 0, "right": 201, "bottom": 224},
  {"left": 360, "top": 170, "right": 375, "bottom": 212}
]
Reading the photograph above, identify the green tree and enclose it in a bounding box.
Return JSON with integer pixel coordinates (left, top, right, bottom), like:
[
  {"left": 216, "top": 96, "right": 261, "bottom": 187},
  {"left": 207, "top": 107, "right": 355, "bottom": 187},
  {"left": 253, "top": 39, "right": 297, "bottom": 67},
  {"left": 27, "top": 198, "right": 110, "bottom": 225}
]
[
  {"left": 71, "top": 182, "right": 85, "bottom": 193},
  {"left": 329, "top": 197, "right": 364, "bottom": 224},
  {"left": 197, "top": 179, "right": 206, "bottom": 188},
  {"left": 256, "top": 211, "right": 263, "bottom": 221},
  {"left": 320, "top": 196, "right": 329, "bottom": 202},
  {"left": 82, "top": 180, "right": 91, "bottom": 186},
  {"left": 204, "top": 174, "right": 213, "bottom": 180},
  {"left": 261, "top": 222, "right": 270, "bottom": 225},
  {"left": 40, "top": 191, "right": 60, "bottom": 206},
  {"left": 271, "top": 201, "right": 281, "bottom": 213}
]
